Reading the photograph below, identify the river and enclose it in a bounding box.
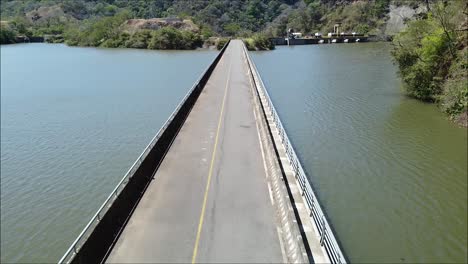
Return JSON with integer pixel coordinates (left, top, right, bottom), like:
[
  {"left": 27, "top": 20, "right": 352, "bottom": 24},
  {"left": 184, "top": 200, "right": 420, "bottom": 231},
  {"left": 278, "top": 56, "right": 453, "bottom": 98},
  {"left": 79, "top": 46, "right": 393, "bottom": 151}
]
[
  {"left": 0, "top": 43, "right": 217, "bottom": 263},
  {"left": 251, "top": 43, "right": 467, "bottom": 263},
  {"left": 1, "top": 43, "right": 466, "bottom": 263}
]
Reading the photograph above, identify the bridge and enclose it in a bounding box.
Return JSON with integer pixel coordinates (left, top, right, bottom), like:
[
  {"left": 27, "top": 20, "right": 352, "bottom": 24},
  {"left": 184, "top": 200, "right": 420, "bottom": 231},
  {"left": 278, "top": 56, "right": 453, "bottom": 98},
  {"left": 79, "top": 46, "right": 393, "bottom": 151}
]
[{"left": 59, "top": 40, "right": 347, "bottom": 264}]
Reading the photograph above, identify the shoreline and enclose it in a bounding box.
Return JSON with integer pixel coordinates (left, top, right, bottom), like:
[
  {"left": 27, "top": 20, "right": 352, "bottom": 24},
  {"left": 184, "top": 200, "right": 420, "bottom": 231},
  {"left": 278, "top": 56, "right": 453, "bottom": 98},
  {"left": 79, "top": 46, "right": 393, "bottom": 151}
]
[{"left": 3, "top": 41, "right": 464, "bottom": 128}]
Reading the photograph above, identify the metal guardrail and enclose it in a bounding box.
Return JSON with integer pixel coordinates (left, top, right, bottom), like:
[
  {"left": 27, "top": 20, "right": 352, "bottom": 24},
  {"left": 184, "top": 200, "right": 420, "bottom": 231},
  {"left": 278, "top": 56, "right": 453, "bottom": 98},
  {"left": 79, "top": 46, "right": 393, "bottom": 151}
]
[
  {"left": 58, "top": 41, "right": 230, "bottom": 264},
  {"left": 242, "top": 44, "right": 347, "bottom": 264}
]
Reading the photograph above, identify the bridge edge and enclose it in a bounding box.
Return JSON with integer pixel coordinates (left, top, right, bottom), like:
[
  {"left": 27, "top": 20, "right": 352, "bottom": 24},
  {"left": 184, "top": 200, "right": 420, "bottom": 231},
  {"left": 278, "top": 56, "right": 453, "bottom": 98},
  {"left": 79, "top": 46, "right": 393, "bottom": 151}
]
[
  {"left": 58, "top": 40, "right": 231, "bottom": 264},
  {"left": 241, "top": 41, "right": 349, "bottom": 264}
]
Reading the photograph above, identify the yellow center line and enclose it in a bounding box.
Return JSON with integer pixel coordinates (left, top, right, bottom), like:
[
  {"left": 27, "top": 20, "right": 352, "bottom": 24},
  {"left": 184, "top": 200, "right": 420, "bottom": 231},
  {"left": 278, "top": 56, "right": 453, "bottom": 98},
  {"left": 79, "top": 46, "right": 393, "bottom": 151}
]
[{"left": 191, "top": 50, "right": 232, "bottom": 264}]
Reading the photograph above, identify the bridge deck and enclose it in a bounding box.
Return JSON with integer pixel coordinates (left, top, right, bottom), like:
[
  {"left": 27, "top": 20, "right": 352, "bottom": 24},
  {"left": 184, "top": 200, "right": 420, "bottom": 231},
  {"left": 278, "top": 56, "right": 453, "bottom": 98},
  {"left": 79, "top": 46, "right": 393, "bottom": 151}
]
[{"left": 106, "top": 40, "right": 285, "bottom": 263}]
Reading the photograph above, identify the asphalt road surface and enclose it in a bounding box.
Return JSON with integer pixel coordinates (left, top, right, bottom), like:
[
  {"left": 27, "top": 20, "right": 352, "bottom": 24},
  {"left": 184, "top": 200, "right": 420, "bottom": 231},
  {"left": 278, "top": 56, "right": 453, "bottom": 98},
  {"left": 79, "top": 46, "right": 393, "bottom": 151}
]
[{"left": 106, "top": 40, "right": 285, "bottom": 263}]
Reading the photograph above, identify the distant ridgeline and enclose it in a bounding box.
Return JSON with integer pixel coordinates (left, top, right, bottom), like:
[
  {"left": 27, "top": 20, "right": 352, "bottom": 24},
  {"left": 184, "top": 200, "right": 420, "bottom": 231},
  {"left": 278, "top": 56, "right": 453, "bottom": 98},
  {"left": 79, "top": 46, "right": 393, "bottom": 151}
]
[
  {"left": 0, "top": 0, "right": 436, "bottom": 49},
  {"left": 1, "top": 0, "right": 465, "bottom": 124}
]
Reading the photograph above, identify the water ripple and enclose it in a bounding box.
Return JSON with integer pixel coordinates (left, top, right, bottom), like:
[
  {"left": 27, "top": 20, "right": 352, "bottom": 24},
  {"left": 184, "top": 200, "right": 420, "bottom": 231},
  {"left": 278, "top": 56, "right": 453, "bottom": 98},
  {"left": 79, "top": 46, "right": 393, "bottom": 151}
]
[{"left": 252, "top": 43, "right": 467, "bottom": 263}]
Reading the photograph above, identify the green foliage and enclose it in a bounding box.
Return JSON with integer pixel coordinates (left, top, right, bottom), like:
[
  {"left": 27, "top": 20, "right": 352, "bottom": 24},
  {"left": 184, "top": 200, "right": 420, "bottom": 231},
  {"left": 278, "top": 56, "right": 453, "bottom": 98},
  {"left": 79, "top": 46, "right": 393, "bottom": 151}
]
[
  {"left": 244, "top": 34, "right": 275, "bottom": 50},
  {"left": 61, "top": 0, "right": 89, "bottom": 19},
  {"left": 266, "top": 0, "right": 390, "bottom": 36},
  {"left": 44, "top": 34, "right": 64, "bottom": 43},
  {"left": 200, "top": 25, "right": 214, "bottom": 39},
  {"left": 101, "top": 32, "right": 131, "bottom": 48},
  {"left": 440, "top": 47, "right": 468, "bottom": 118},
  {"left": 62, "top": 23, "right": 81, "bottom": 46},
  {"left": 125, "top": 30, "right": 153, "bottom": 49},
  {"left": 63, "top": 11, "right": 131, "bottom": 46},
  {"left": 216, "top": 38, "right": 229, "bottom": 50},
  {"left": 148, "top": 27, "right": 202, "bottom": 50},
  {"left": 1, "top": 0, "right": 395, "bottom": 39},
  {"left": 9, "top": 16, "right": 33, "bottom": 36},
  {"left": 223, "top": 23, "right": 241, "bottom": 36},
  {"left": 392, "top": 4, "right": 455, "bottom": 101},
  {"left": 244, "top": 38, "right": 255, "bottom": 50},
  {"left": 372, "top": 0, "right": 391, "bottom": 18},
  {"left": 0, "top": 25, "right": 16, "bottom": 44},
  {"left": 355, "top": 24, "right": 370, "bottom": 34},
  {"left": 1, "top": 0, "right": 299, "bottom": 36},
  {"left": 392, "top": 1, "right": 467, "bottom": 120},
  {"left": 70, "top": 23, "right": 203, "bottom": 50},
  {"left": 33, "top": 22, "right": 65, "bottom": 35},
  {"left": 287, "top": 8, "right": 315, "bottom": 34}
]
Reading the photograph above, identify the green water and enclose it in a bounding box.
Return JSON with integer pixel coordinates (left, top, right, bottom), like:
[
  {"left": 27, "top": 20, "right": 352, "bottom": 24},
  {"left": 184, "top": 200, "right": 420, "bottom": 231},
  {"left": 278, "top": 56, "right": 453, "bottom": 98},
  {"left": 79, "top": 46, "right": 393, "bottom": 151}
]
[
  {"left": 251, "top": 43, "right": 467, "bottom": 263},
  {"left": 1, "top": 42, "right": 466, "bottom": 263},
  {"left": 0, "top": 44, "right": 217, "bottom": 263}
]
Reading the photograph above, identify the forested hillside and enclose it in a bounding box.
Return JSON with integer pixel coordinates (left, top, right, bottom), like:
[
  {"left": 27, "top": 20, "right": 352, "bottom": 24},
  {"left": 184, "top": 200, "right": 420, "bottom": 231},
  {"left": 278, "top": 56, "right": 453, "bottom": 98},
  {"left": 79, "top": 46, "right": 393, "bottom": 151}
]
[
  {"left": 1, "top": 0, "right": 394, "bottom": 40},
  {"left": 392, "top": 1, "right": 467, "bottom": 126},
  {"left": 1, "top": 0, "right": 465, "bottom": 124}
]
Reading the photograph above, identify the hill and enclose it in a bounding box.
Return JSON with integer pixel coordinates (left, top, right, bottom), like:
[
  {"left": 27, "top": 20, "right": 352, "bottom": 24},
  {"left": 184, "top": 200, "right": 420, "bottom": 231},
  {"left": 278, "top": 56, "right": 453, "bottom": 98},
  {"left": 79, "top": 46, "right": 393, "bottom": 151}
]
[
  {"left": 1, "top": 0, "right": 465, "bottom": 123},
  {"left": 1, "top": 0, "right": 422, "bottom": 39}
]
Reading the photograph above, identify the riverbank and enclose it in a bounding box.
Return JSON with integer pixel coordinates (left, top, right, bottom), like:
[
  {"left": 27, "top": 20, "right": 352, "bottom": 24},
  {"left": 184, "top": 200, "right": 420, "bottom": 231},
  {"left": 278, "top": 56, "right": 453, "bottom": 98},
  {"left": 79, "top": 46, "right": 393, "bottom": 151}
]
[
  {"left": 391, "top": 1, "right": 467, "bottom": 128},
  {"left": 1, "top": 15, "right": 224, "bottom": 50},
  {"left": 251, "top": 43, "right": 467, "bottom": 263},
  {"left": 244, "top": 34, "right": 275, "bottom": 51},
  {"left": 0, "top": 1, "right": 424, "bottom": 50}
]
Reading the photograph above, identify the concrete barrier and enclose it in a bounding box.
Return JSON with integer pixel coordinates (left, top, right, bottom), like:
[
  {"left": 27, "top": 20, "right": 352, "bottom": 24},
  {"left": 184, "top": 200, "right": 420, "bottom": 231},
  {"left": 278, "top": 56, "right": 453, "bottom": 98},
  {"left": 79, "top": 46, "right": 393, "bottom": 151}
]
[
  {"left": 59, "top": 40, "right": 230, "bottom": 264},
  {"left": 242, "top": 43, "right": 348, "bottom": 263}
]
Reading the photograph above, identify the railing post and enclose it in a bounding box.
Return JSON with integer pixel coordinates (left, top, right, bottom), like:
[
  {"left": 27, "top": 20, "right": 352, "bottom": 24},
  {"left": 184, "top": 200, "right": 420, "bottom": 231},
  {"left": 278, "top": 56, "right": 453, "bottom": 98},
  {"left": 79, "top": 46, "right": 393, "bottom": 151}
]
[
  {"left": 320, "top": 216, "right": 326, "bottom": 246},
  {"left": 301, "top": 174, "right": 305, "bottom": 196}
]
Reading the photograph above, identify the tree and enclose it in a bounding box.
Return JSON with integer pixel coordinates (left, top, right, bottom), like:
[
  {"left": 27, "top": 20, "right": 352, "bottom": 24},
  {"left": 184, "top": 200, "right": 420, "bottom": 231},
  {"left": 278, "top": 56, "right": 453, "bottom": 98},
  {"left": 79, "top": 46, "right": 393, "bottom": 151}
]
[
  {"left": 148, "top": 27, "right": 202, "bottom": 50},
  {"left": 391, "top": 2, "right": 461, "bottom": 102},
  {"left": 224, "top": 22, "right": 241, "bottom": 36},
  {"left": 0, "top": 26, "right": 16, "bottom": 44}
]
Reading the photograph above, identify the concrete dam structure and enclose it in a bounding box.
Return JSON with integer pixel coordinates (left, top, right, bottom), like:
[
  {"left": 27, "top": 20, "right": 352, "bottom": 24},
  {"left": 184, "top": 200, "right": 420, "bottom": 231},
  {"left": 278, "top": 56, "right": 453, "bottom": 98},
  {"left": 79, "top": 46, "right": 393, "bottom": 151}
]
[
  {"left": 59, "top": 40, "right": 347, "bottom": 264},
  {"left": 270, "top": 37, "right": 368, "bottom": 46}
]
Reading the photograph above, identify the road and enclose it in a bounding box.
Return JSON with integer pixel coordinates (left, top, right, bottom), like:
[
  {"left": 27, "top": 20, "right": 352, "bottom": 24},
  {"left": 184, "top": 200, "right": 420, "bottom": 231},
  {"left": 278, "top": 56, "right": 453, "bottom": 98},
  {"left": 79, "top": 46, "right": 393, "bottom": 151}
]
[{"left": 106, "top": 40, "right": 285, "bottom": 263}]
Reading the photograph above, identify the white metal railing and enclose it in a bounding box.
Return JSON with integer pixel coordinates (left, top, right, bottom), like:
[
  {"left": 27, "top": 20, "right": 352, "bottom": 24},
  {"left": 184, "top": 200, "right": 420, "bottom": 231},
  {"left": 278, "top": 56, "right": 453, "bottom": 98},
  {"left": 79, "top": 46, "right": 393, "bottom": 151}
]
[
  {"left": 242, "top": 44, "right": 347, "bottom": 264},
  {"left": 58, "top": 44, "right": 229, "bottom": 264}
]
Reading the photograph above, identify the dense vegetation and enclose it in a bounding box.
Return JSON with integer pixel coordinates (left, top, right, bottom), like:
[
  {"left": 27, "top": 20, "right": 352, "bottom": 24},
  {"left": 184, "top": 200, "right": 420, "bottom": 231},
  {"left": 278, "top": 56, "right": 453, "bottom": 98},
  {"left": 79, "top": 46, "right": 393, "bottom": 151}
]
[
  {"left": 265, "top": 0, "right": 391, "bottom": 37},
  {"left": 0, "top": 24, "right": 15, "bottom": 43},
  {"left": 391, "top": 1, "right": 467, "bottom": 126},
  {"left": 0, "top": 0, "right": 396, "bottom": 47},
  {"left": 215, "top": 38, "right": 229, "bottom": 50},
  {"left": 244, "top": 34, "right": 275, "bottom": 50},
  {"left": 1, "top": 0, "right": 466, "bottom": 124}
]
